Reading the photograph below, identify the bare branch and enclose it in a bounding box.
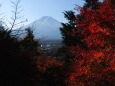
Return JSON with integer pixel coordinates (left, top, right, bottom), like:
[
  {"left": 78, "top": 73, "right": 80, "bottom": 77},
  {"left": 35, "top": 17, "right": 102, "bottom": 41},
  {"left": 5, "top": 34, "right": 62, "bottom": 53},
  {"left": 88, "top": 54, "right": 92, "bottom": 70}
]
[{"left": 9, "top": 0, "right": 27, "bottom": 31}]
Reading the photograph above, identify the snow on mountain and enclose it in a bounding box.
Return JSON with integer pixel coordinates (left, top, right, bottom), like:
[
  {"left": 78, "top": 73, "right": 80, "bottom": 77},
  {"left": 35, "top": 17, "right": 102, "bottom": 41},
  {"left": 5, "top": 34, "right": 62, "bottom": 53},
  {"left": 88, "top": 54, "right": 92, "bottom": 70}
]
[{"left": 19, "top": 16, "right": 62, "bottom": 40}]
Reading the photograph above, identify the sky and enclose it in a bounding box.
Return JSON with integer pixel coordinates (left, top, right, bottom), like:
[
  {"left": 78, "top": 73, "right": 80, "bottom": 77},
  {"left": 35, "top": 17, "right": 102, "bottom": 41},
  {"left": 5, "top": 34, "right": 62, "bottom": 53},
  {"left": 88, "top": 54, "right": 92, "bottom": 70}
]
[{"left": 0, "top": 0, "right": 85, "bottom": 26}]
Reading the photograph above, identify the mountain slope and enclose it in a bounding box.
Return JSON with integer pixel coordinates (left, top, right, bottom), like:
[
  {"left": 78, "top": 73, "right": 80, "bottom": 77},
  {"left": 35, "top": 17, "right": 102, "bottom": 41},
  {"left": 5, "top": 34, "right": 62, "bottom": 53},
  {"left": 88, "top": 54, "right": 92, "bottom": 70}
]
[{"left": 21, "top": 16, "right": 62, "bottom": 40}]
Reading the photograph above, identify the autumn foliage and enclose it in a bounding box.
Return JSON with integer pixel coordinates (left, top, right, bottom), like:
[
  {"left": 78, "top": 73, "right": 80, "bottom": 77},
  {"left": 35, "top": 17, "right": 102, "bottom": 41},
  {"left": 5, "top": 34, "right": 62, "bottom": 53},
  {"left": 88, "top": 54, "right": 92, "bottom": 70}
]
[
  {"left": 66, "top": 0, "right": 115, "bottom": 86},
  {"left": 37, "top": 56, "right": 63, "bottom": 72},
  {"left": 36, "top": 56, "right": 65, "bottom": 86}
]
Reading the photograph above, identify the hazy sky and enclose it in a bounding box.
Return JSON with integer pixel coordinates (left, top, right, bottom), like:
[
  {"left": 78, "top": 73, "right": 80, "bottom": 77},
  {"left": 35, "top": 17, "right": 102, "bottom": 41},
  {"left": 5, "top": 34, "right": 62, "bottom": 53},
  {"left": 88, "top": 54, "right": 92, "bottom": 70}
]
[{"left": 0, "top": 0, "right": 85, "bottom": 25}]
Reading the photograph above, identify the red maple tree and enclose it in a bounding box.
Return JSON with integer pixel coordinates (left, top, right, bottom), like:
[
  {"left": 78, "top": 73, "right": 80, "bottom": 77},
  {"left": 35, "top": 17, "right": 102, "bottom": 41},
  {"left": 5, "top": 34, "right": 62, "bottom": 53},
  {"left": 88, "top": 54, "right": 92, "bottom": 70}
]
[{"left": 66, "top": 0, "right": 115, "bottom": 85}]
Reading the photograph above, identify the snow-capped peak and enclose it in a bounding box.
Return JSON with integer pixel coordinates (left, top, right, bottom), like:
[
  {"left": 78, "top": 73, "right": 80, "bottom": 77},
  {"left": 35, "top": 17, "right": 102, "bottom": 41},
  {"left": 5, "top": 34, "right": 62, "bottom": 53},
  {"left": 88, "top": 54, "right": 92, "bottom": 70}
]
[{"left": 19, "top": 16, "right": 62, "bottom": 40}]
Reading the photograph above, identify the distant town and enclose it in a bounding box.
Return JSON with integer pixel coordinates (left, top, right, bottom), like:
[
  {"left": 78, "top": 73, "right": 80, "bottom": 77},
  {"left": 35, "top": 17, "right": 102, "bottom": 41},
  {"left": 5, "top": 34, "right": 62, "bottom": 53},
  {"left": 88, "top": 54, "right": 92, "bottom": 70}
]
[{"left": 40, "top": 40, "right": 62, "bottom": 56}]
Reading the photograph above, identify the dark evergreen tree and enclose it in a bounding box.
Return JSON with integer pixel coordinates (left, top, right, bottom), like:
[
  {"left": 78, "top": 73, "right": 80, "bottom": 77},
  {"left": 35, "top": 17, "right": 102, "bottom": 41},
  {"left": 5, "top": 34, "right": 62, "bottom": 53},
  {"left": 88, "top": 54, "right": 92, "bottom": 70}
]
[
  {"left": 0, "top": 25, "right": 40, "bottom": 86},
  {"left": 18, "top": 28, "right": 41, "bottom": 86},
  {"left": 60, "top": 11, "right": 84, "bottom": 46},
  {"left": 59, "top": 10, "right": 86, "bottom": 66},
  {"left": 84, "top": 0, "right": 100, "bottom": 9},
  {"left": 19, "top": 28, "right": 40, "bottom": 57},
  {"left": 60, "top": 0, "right": 101, "bottom": 47},
  {"left": 0, "top": 25, "right": 21, "bottom": 86}
]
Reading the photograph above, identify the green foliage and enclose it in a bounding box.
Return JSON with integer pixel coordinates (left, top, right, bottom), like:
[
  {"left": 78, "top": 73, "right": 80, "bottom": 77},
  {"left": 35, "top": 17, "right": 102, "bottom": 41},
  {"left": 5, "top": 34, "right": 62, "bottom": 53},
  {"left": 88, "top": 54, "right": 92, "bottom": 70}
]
[
  {"left": 84, "top": 0, "right": 100, "bottom": 10},
  {"left": 59, "top": 11, "right": 85, "bottom": 64},
  {"left": 60, "top": 11, "right": 84, "bottom": 46},
  {"left": 19, "top": 28, "right": 40, "bottom": 57}
]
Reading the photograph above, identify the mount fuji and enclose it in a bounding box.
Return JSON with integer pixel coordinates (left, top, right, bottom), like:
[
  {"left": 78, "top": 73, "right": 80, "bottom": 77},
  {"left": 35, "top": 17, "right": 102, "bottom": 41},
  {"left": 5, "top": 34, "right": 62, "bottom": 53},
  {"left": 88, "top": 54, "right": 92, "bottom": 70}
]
[{"left": 20, "top": 16, "right": 62, "bottom": 40}]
